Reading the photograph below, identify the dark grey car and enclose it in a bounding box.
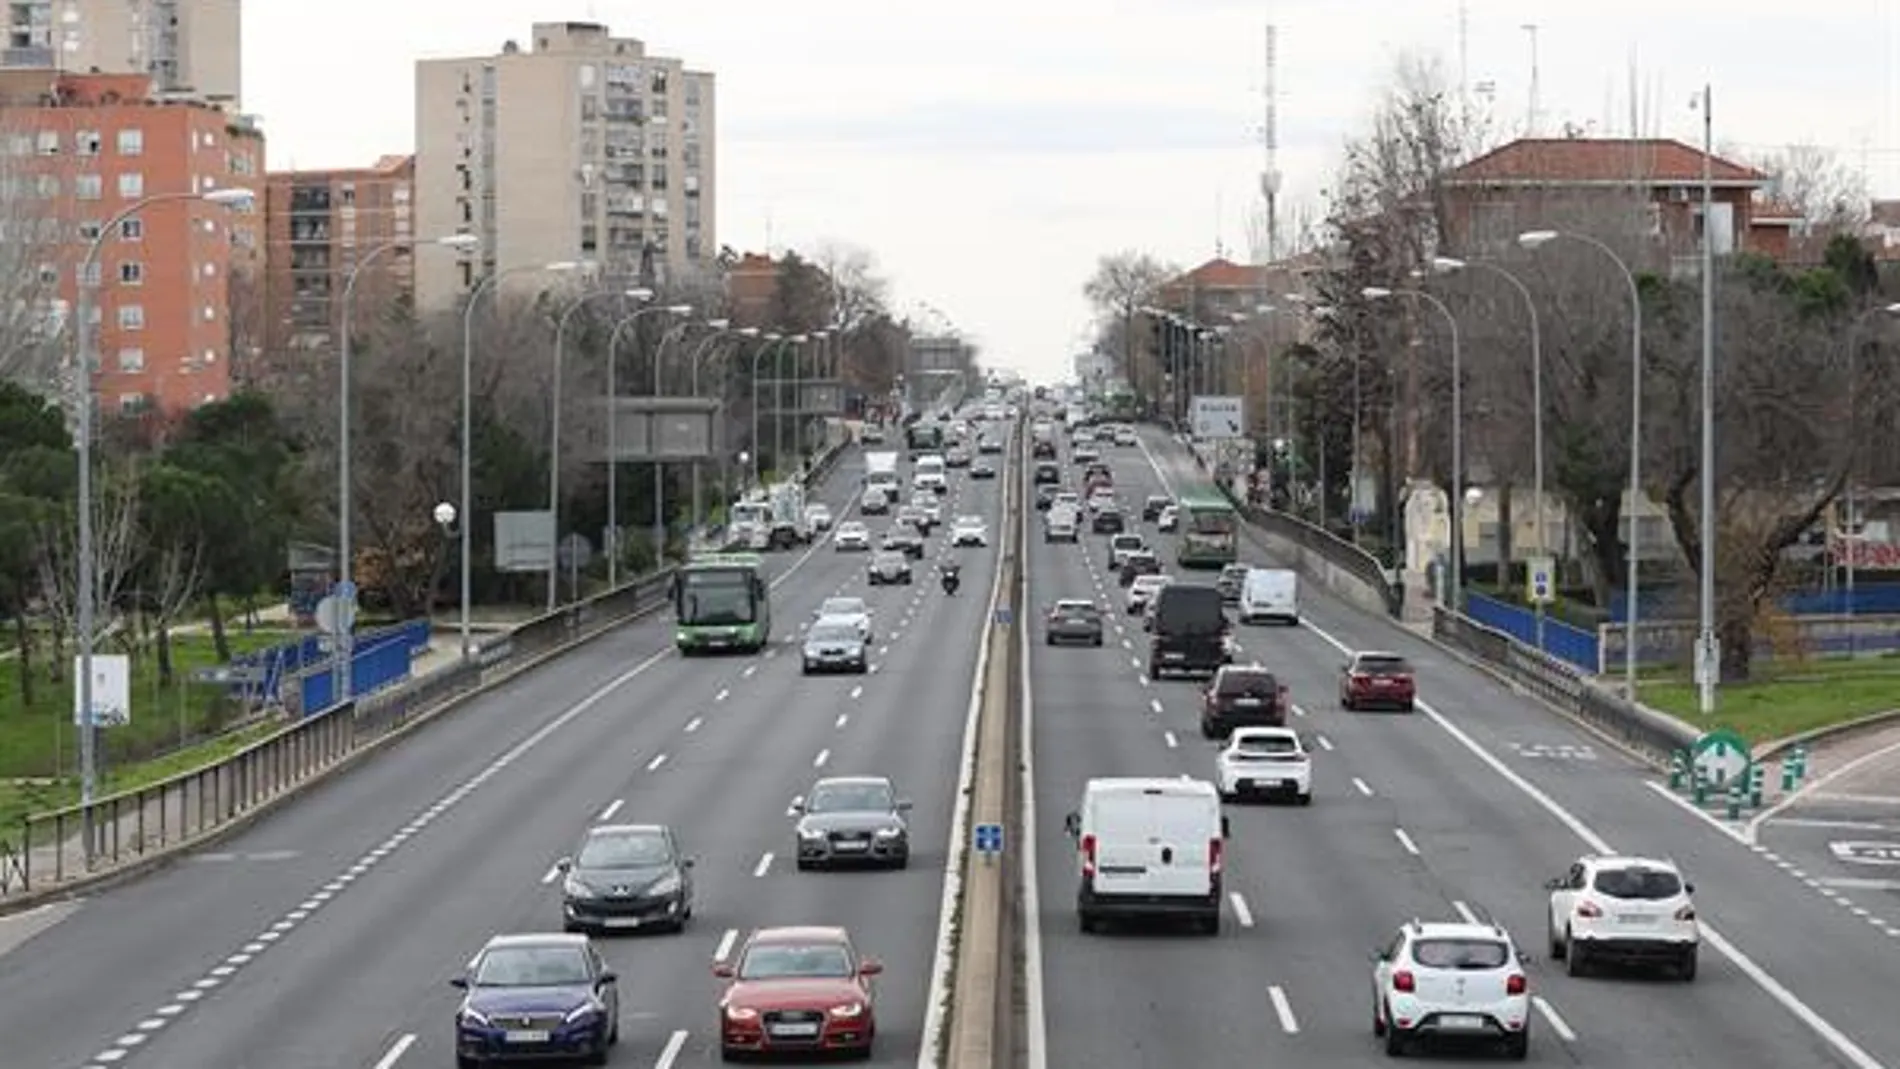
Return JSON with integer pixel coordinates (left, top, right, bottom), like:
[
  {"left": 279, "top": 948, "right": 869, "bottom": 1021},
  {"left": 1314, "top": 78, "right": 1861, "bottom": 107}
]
[
  {"left": 557, "top": 823, "right": 695, "bottom": 934},
  {"left": 793, "top": 776, "right": 912, "bottom": 870},
  {"left": 1044, "top": 599, "right": 1104, "bottom": 646}
]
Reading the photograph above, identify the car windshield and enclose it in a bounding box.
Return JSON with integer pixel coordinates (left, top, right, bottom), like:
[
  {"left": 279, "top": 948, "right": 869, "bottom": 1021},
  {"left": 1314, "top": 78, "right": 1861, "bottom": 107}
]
[
  {"left": 1055, "top": 602, "right": 1098, "bottom": 617},
  {"left": 821, "top": 598, "right": 866, "bottom": 616},
  {"left": 577, "top": 830, "right": 671, "bottom": 868},
  {"left": 957, "top": 516, "right": 983, "bottom": 527},
  {"left": 807, "top": 506, "right": 829, "bottom": 518},
  {"left": 1356, "top": 655, "right": 1412, "bottom": 676},
  {"left": 1411, "top": 938, "right": 1510, "bottom": 970},
  {"left": 1234, "top": 733, "right": 1299, "bottom": 755},
  {"left": 809, "top": 624, "right": 859, "bottom": 644},
  {"left": 1134, "top": 577, "right": 1169, "bottom": 592},
  {"left": 838, "top": 524, "right": 866, "bottom": 536},
  {"left": 1217, "top": 671, "right": 1276, "bottom": 696},
  {"left": 1221, "top": 566, "right": 1249, "bottom": 581},
  {"left": 1593, "top": 867, "right": 1684, "bottom": 899},
  {"left": 739, "top": 943, "right": 853, "bottom": 980},
  {"left": 807, "top": 782, "right": 893, "bottom": 813},
  {"left": 474, "top": 945, "right": 591, "bottom": 986},
  {"left": 1112, "top": 535, "right": 1143, "bottom": 550}
]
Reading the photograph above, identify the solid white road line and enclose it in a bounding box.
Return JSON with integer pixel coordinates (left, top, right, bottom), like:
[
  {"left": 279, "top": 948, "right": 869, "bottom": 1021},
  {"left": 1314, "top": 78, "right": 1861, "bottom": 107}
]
[
  {"left": 1228, "top": 892, "right": 1255, "bottom": 928},
  {"left": 1393, "top": 828, "right": 1421, "bottom": 856},
  {"left": 646, "top": 753, "right": 668, "bottom": 772},
  {"left": 370, "top": 1033, "right": 416, "bottom": 1069},
  {"left": 1268, "top": 985, "right": 1300, "bottom": 1034},
  {"left": 1452, "top": 900, "right": 1479, "bottom": 924},
  {"left": 713, "top": 928, "right": 738, "bottom": 962},
  {"left": 653, "top": 1028, "right": 690, "bottom": 1069},
  {"left": 753, "top": 852, "right": 774, "bottom": 878},
  {"left": 1164, "top": 731, "right": 1179, "bottom": 749},
  {"left": 814, "top": 748, "right": 831, "bottom": 768},
  {"left": 1533, "top": 997, "right": 1578, "bottom": 1041},
  {"left": 1352, "top": 777, "right": 1374, "bottom": 797},
  {"left": 1294, "top": 614, "right": 1887, "bottom": 1069},
  {"left": 1766, "top": 817, "right": 1899, "bottom": 832},
  {"left": 1748, "top": 731, "right": 1900, "bottom": 839},
  {"left": 539, "top": 864, "right": 561, "bottom": 884},
  {"left": 1641, "top": 780, "right": 1748, "bottom": 843}
]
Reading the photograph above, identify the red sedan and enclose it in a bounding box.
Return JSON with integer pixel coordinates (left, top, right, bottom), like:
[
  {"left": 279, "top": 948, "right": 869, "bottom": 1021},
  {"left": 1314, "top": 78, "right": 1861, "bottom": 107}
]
[
  {"left": 714, "top": 926, "right": 882, "bottom": 1061},
  {"left": 1339, "top": 651, "right": 1417, "bottom": 711}
]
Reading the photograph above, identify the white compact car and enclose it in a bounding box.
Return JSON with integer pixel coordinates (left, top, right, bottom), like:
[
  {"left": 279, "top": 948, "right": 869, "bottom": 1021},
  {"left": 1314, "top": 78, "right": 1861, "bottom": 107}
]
[
  {"left": 951, "top": 515, "right": 989, "bottom": 547},
  {"left": 1073, "top": 445, "right": 1101, "bottom": 464},
  {"left": 1157, "top": 505, "right": 1179, "bottom": 532},
  {"left": 1215, "top": 727, "right": 1311, "bottom": 804},
  {"left": 813, "top": 596, "right": 873, "bottom": 640},
  {"left": 804, "top": 503, "right": 834, "bottom": 532},
  {"left": 1114, "top": 428, "right": 1138, "bottom": 446},
  {"left": 1126, "top": 574, "right": 1170, "bottom": 615},
  {"left": 1372, "top": 920, "right": 1532, "bottom": 1059},
  {"left": 911, "top": 493, "right": 943, "bottom": 526},
  {"left": 833, "top": 521, "right": 871, "bottom": 551},
  {"left": 859, "top": 486, "right": 890, "bottom": 515},
  {"left": 1087, "top": 490, "right": 1116, "bottom": 514},
  {"left": 1107, "top": 533, "right": 1147, "bottom": 570},
  {"left": 1545, "top": 855, "right": 1699, "bottom": 979}
]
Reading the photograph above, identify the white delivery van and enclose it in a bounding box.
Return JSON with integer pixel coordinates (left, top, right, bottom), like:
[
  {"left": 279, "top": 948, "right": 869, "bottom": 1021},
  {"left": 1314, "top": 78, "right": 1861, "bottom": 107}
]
[
  {"left": 1063, "top": 777, "right": 1228, "bottom": 934},
  {"left": 912, "top": 454, "right": 947, "bottom": 494},
  {"left": 1238, "top": 567, "right": 1299, "bottom": 625}
]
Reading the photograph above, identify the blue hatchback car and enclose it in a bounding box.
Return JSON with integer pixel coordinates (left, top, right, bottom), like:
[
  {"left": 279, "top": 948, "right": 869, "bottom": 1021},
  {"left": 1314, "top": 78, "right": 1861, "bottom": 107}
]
[{"left": 452, "top": 933, "right": 619, "bottom": 1066}]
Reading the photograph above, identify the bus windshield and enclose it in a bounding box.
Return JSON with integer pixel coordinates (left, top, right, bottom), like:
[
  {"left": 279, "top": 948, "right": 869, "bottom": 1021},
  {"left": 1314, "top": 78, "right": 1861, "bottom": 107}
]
[
  {"left": 678, "top": 570, "right": 758, "bottom": 625},
  {"left": 1185, "top": 506, "right": 1236, "bottom": 534}
]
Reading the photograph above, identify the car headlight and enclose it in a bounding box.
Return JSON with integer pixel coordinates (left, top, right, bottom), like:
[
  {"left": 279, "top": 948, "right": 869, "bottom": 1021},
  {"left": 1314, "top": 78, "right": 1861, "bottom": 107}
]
[
  {"left": 646, "top": 873, "right": 682, "bottom": 897},
  {"left": 875, "top": 826, "right": 902, "bottom": 838},
  {"left": 726, "top": 1005, "right": 760, "bottom": 1021},
  {"left": 460, "top": 1006, "right": 492, "bottom": 1026},
  {"left": 799, "top": 827, "right": 826, "bottom": 840},
  {"left": 564, "top": 999, "right": 603, "bottom": 1023},
  {"left": 829, "top": 1001, "right": 865, "bottom": 1018},
  {"left": 563, "top": 876, "right": 596, "bottom": 898}
]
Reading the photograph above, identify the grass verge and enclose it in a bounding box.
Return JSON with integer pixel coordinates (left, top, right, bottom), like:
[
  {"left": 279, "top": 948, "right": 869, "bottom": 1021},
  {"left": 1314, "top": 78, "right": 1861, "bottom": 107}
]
[{"left": 1641, "top": 658, "right": 1900, "bottom": 744}]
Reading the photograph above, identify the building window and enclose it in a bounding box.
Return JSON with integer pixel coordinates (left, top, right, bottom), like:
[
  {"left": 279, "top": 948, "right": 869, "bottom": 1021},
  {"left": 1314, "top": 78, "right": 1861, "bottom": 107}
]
[
  {"left": 75, "top": 173, "right": 102, "bottom": 199},
  {"left": 34, "top": 174, "right": 58, "bottom": 198},
  {"left": 77, "top": 220, "right": 101, "bottom": 240},
  {"left": 118, "top": 393, "right": 147, "bottom": 413},
  {"left": 118, "top": 172, "right": 144, "bottom": 198},
  {"left": 35, "top": 130, "right": 58, "bottom": 155},
  {"left": 202, "top": 304, "right": 216, "bottom": 322},
  {"left": 77, "top": 129, "right": 100, "bottom": 155},
  {"left": 36, "top": 263, "right": 56, "bottom": 284},
  {"left": 120, "top": 217, "right": 142, "bottom": 240},
  {"left": 117, "top": 348, "right": 145, "bottom": 373},
  {"left": 201, "top": 262, "right": 217, "bottom": 277},
  {"left": 117, "top": 128, "right": 143, "bottom": 155},
  {"left": 118, "top": 304, "right": 144, "bottom": 330},
  {"left": 78, "top": 262, "right": 100, "bottom": 286},
  {"left": 119, "top": 262, "right": 143, "bottom": 285}
]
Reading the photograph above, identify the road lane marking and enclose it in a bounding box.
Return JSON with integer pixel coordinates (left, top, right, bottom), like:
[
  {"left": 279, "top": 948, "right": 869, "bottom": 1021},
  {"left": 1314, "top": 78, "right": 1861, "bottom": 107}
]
[
  {"left": 1533, "top": 997, "right": 1577, "bottom": 1041},
  {"left": 1315, "top": 734, "right": 1334, "bottom": 751},
  {"left": 1228, "top": 892, "right": 1255, "bottom": 927},
  {"left": 540, "top": 863, "right": 562, "bottom": 884},
  {"left": 713, "top": 928, "right": 738, "bottom": 962},
  {"left": 646, "top": 753, "right": 669, "bottom": 772},
  {"left": 597, "top": 799, "right": 624, "bottom": 822},
  {"left": 814, "top": 748, "right": 830, "bottom": 767},
  {"left": 1393, "top": 828, "right": 1421, "bottom": 855},
  {"left": 371, "top": 1033, "right": 416, "bottom": 1069},
  {"left": 684, "top": 716, "right": 702, "bottom": 733},
  {"left": 1163, "top": 731, "right": 1179, "bottom": 749},
  {"left": 1767, "top": 818, "right": 1899, "bottom": 832},
  {"left": 1149, "top": 698, "right": 1163, "bottom": 714},
  {"left": 1293, "top": 612, "right": 1890, "bottom": 1069},
  {"left": 850, "top": 684, "right": 864, "bottom": 699},
  {"left": 743, "top": 664, "right": 757, "bottom": 678},
  {"left": 1268, "top": 985, "right": 1300, "bottom": 1034},
  {"left": 1452, "top": 900, "right": 1479, "bottom": 924},
  {"left": 836, "top": 713, "right": 850, "bottom": 728},
  {"left": 1352, "top": 777, "right": 1374, "bottom": 796},
  {"left": 1641, "top": 780, "right": 1747, "bottom": 843},
  {"left": 753, "top": 852, "right": 774, "bottom": 878},
  {"left": 1292, "top": 704, "right": 1308, "bottom": 718},
  {"left": 715, "top": 688, "right": 730, "bottom": 702},
  {"left": 654, "top": 1029, "right": 690, "bottom": 1069}
]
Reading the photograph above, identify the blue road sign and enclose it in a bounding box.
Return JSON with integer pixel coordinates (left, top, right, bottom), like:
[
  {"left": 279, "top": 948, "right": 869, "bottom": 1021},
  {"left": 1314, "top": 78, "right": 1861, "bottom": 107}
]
[
  {"left": 334, "top": 579, "right": 358, "bottom": 602},
  {"left": 992, "top": 606, "right": 1014, "bottom": 626},
  {"left": 974, "top": 822, "right": 1005, "bottom": 854}
]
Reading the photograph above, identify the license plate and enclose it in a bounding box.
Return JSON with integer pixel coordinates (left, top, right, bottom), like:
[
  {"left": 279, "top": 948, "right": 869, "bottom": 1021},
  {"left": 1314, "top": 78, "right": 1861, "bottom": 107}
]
[
  {"left": 1234, "top": 697, "right": 1262, "bottom": 706},
  {"left": 1164, "top": 653, "right": 1184, "bottom": 661},
  {"left": 834, "top": 840, "right": 869, "bottom": 851},
  {"left": 1617, "top": 913, "right": 1656, "bottom": 926},
  {"left": 708, "top": 639, "right": 728, "bottom": 647},
  {"left": 770, "top": 1022, "right": 821, "bottom": 1037},
  {"left": 603, "top": 916, "right": 643, "bottom": 928},
  {"left": 503, "top": 1029, "right": 551, "bottom": 1043},
  {"left": 1436, "top": 1014, "right": 1483, "bottom": 1030}
]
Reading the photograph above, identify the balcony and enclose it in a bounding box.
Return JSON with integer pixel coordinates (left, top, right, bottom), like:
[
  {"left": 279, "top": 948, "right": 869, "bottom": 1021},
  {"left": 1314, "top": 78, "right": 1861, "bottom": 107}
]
[{"left": 288, "top": 187, "right": 332, "bottom": 213}]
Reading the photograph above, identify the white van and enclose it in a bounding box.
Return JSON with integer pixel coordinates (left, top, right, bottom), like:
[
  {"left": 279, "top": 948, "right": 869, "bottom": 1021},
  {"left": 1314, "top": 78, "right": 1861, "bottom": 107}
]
[
  {"left": 1063, "top": 777, "right": 1228, "bottom": 934},
  {"left": 912, "top": 454, "right": 947, "bottom": 494},
  {"left": 1238, "top": 567, "right": 1299, "bottom": 625}
]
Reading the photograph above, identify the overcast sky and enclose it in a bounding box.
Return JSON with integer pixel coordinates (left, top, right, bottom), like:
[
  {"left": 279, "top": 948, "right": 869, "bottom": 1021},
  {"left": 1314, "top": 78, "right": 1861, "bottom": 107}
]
[{"left": 245, "top": 0, "right": 1900, "bottom": 383}]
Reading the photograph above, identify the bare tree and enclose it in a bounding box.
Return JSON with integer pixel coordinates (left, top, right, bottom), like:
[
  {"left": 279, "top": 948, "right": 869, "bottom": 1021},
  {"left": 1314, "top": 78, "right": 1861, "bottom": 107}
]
[
  {"left": 810, "top": 241, "right": 890, "bottom": 330},
  {"left": 1082, "top": 251, "right": 1176, "bottom": 399},
  {"left": 0, "top": 122, "right": 69, "bottom": 390},
  {"left": 144, "top": 540, "right": 202, "bottom": 688},
  {"left": 36, "top": 460, "right": 142, "bottom": 669},
  {"left": 1732, "top": 142, "right": 1868, "bottom": 232}
]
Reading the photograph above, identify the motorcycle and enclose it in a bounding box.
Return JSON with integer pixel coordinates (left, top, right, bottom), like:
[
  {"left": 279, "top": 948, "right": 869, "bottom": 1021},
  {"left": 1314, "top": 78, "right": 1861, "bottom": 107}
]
[{"left": 940, "top": 565, "right": 961, "bottom": 596}]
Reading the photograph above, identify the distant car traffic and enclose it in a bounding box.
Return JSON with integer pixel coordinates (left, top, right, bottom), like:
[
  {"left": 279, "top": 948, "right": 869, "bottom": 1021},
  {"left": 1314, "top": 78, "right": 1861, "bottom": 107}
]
[
  {"left": 1142, "top": 495, "right": 1173, "bottom": 521},
  {"left": 1546, "top": 854, "right": 1700, "bottom": 980},
  {"left": 1199, "top": 664, "right": 1291, "bottom": 737},
  {"left": 814, "top": 596, "right": 872, "bottom": 639},
  {"left": 867, "top": 549, "right": 913, "bottom": 585},
  {"left": 833, "top": 521, "right": 871, "bottom": 551},
  {"left": 802, "top": 620, "right": 870, "bottom": 674},
  {"left": 951, "top": 515, "right": 989, "bottom": 546},
  {"left": 1044, "top": 599, "right": 1104, "bottom": 646},
  {"left": 793, "top": 776, "right": 912, "bottom": 869},
  {"left": 971, "top": 458, "right": 997, "bottom": 479},
  {"left": 453, "top": 933, "right": 619, "bottom": 1065},
  {"left": 714, "top": 926, "right": 883, "bottom": 1060},
  {"left": 557, "top": 823, "right": 695, "bottom": 934},
  {"left": 1157, "top": 505, "right": 1179, "bottom": 532},
  {"left": 881, "top": 526, "right": 925, "bottom": 559},
  {"left": 804, "top": 503, "right": 833, "bottom": 532},
  {"left": 1092, "top": 506, "right": 1125, "bottom": 535}
]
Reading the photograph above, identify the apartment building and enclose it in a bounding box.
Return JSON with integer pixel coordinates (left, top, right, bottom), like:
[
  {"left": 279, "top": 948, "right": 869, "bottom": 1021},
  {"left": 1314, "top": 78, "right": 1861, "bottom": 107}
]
[
  {"left": 4, "top": 0, "right": 240, "bottom": 109},
  {"left": 0, "top": 69, "right": 263, "bottom": 412},
  {"left": 259, "top": 154, "right": 414, "bottom": 389},
  {"left": 414, "top": 21, "right": 717, "bottom": 311}
]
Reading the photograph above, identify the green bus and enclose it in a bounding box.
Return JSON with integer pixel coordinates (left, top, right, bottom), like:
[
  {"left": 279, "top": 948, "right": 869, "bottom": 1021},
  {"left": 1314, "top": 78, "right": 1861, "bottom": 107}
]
[
  {"left": 673, "top": 554, "right": 771, "bottom": 654},
  {"left": 1175, "top": 491, "right": 1239, "bottom": 568}
]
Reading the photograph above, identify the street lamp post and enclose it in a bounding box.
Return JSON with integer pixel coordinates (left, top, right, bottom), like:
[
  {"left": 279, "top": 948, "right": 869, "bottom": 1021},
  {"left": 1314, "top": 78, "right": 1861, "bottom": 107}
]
[
  {"left": 1364, "top": 286, "right": 1464, "bottom": 609},
  {"left": 335, "top": 232, "right": 480, "bottom": 693},
  {"left": 74, "top": 186, "right": 254, "bottom": 828},
  {"left": 751, "top": 334, "right": 802, "bottom": 485},
  {"left": 1520, "top": 228, "right": 1644, "bottom": 698},
  {"left": 794, "top": 330, "right": 829, "bottom": 470},
  {"left": 545, "top": 287, "right": 652, "bottom": 610},
  {"left": 650, "top": 312, "right": 699, "bottom": 563},
  {"left": 1431, "top": 255, "right": 1547, "bottom": 652},
  {"left": 602, "top": 303, "right": 690, "bottom": 587},
  {"left": 682, "top": 322, "right": 740, "bottom": 528},
  {"left": 459, "top": 260, "right": 586, "bottom": 658}
]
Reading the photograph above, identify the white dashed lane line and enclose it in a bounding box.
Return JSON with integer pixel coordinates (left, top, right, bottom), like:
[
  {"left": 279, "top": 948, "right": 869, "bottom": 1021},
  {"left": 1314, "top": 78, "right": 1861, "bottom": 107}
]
[
  {"left": 1163, "top": 731, "right": 1179, "bottom": 749},
  {"left": 646, "top": 753, "right": 669, "bottom": 772},
  {"left": 684, "top": 716, "right": 703, "bottom": 733},
  {"left": 596, "top": 798, "right": 624, "bottom": 822},
  {"left": 1393, "top": 828, "right": 1421, "bottom": 856},
  {"left": 715, "top": 688, "right": 730, "bottom": 702},
  {"left": 370, "top": 1033, "right": 416, "bottom": 1069},
  {"left": 1149, "top": 698, "right": 1163, "bottom": 714},
  {"left": 849, "top": 684, "right": 864, "bottom": 699},
  {"left": 654, "top": 1029, "right": 691, "bottom": 1069},
  {"left": 1268, "top": 985, "right": 1300, "bottom": 1034},
  {"left": 540, "top": 863, "right": 562, "bottom": 884},
  {"left": 814, "top": 748, "right": 831, "bottom": 768},
  {"left": 1228, "top": 892, "right": 1255, "bottom": 928},
  {"left": 1315, "top": 734, "right": 1334, "bottom": 752},
  {"left": 835, "top": 713, "right": 850, "bottom": 728},
  {"left": 713, "top": 928, "right": 739, "bottom": 963},
  {"left": 1534, "top": 997, "right": 1578, "bottom": 1041},
  {"left": 753, "top": 852, "right": 775, "bottom": 878},
  {"left": 1352, "top": 777, "right": 1374, "bottom": 797},
  {"left": 1451, "top": 900, "right": 1479, "bottom": 924}
]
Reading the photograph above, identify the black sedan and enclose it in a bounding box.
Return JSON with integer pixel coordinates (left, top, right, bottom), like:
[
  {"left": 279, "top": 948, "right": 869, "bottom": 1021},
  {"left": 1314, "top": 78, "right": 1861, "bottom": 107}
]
[
  {"left": 1035, "top": 485, "right": 1061, "bottom": 510},
  {"left": 1092, "top": 507, "right": 1125, "bottom": 534},
  {"left": 881, "top": 527, "right": 925, "bottom": 559},
  {"left": 453, "top": 933, "right": 619, "bottom": 1065},
  {"left": 971, "top": 459, "right": 997, "bottom": 479},
  {"left": 1044, "top": 599, "right": 1105, "bottom": 646},
  {"left": 557, "top": 824, "right": 695, "bottom": 934}
]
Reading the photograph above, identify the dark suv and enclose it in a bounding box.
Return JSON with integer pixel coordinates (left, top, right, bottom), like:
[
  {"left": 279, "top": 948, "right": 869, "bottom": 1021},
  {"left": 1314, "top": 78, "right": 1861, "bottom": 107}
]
[
  {"left": 1199, "top": 666, "right": 1291, "bottom": 737},
  {"left": 1147, "top": 585, "right": 1230, "bottom": 679},
  {"left": 1215, "top": 563, "right": 1249, "bottom": 604},
  {"left": 1092, "top": 507, "right": 1125, "bottom": 534},
  {"left": 1034, "top": 461, "right": 1061, "bottom": 485}
]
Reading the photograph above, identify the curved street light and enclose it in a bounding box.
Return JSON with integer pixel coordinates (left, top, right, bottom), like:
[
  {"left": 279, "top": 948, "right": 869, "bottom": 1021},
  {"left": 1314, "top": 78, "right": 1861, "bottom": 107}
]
[
  {"left": 599, "top": 303, "right": 691, "bottom": 585},
  {"left": 1363, "top": 285, "right": 1465, "bottom": 609}
]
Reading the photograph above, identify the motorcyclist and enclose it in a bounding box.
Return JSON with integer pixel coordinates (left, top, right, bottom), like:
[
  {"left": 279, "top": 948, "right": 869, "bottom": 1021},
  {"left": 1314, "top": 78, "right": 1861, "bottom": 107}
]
[{"left": 940, "top": 562, "right": 961, "bottom": 595}]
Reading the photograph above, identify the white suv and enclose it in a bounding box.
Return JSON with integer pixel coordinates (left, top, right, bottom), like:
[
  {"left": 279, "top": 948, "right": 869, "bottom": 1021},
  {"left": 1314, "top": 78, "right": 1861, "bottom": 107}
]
[
  {"left": 1370, "top": 920, "right": 1531, "bottom": 1059},
  {"left": 1545, "top": 854, "right": 1699, "bottom": 980}
]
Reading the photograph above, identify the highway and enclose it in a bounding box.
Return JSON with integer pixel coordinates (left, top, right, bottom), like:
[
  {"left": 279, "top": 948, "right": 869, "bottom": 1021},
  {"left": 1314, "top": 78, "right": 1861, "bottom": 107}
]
[
  {"left": 1025, "top": 425, "right": 1900, "bottom": 1068},
  {"left": 0, "top": 436, "right": 1006, "bottom": 1069}
]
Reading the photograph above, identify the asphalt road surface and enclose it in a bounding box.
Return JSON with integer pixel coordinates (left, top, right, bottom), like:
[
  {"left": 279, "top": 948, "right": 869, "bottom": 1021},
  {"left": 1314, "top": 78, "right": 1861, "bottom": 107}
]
[
  {"left": 1023, "top": 426, "right": 1900, "bottom": 1069},
  {"left": 0, "top": 438, "right": 1007, "bottom": 1069}
]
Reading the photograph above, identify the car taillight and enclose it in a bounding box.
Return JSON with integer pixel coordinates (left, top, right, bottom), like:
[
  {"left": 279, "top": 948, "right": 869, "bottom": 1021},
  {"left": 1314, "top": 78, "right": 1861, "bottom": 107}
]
[
  {"left": 1505, "top": 974, "right": 1527, "bottom": 996},
  {"left": 1081, "top": 834, "right": 1097, "bottom": 878},
  {"left": 1391, "top": 970, "right": 1415, "bottom": 992},
  {"left": 1576, "top": 901, "right": 1602, "bottom": 919},
  {"left": 1675, "top": 904, "right": 1696, "bottom": 922},
  {"left": 1209, "top": 837, "right": 1223, "bottom": 875},
  {"left": 1351, "top": 673, "right": 1370, "bottom": 686}
]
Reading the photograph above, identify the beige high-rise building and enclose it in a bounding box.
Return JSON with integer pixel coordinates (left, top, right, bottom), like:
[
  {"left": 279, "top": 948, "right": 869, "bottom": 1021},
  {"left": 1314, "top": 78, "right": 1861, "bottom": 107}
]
[
  {"left": 414, "top": 21, "right": 717, "bottom": 310},
  {"left": 4, "top": 0, "right": 241, "bottom": 109}
]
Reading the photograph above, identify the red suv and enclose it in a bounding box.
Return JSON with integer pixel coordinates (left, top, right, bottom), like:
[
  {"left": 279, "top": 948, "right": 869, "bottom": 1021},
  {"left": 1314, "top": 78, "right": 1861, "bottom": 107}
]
[
  {"left": 1339, "top": 652, "right": 1416, "bottom": 712},
  {"left": 1200, "top": 666, "right": 1290, "bottom": 738}
]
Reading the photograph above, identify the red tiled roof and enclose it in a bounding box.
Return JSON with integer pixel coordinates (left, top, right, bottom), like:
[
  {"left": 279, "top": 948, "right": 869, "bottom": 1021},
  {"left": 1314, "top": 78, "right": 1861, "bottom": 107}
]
[
  {"left": 1446, "top": 138, "right": 1766, "bottom": 187},
  {"left": 1165, "top": 258, "right": 1264, "bottom": 289}
]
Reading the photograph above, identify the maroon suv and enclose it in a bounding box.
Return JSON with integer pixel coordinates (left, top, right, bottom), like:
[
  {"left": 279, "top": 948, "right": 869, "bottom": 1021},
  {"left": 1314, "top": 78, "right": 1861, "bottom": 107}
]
[{"left": 1339, "top": 651, "right": 1416, "bottom": 711}]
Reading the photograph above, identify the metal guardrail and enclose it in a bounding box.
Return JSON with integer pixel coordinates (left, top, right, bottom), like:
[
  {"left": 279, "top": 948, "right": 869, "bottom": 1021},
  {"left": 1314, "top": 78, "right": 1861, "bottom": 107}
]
[
  {"left": 0, "top": 436, "right": 853, "bottom": 899},
  {"left": 1431, "top": 605, "right": 1698, "bottom": 763}
]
